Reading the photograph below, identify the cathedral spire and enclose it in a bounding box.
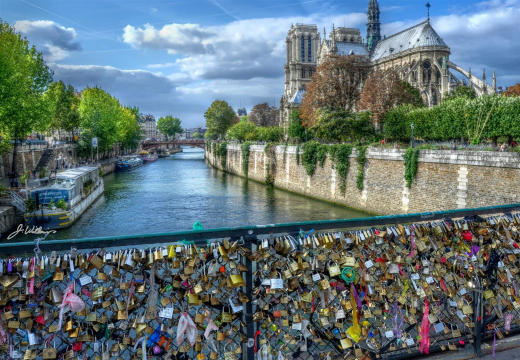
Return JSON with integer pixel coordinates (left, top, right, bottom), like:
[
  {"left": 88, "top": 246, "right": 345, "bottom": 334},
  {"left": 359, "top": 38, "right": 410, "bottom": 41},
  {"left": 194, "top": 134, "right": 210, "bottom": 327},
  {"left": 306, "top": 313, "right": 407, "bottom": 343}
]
[
  {"left": 367, "top": 0, "right": 382, "bottom": 52},
  {"left": 331, "top": 24, "right": 337, "bottom": 52},
  {"left": 492, "top": 71, "right": 497, "bottom": 92}
]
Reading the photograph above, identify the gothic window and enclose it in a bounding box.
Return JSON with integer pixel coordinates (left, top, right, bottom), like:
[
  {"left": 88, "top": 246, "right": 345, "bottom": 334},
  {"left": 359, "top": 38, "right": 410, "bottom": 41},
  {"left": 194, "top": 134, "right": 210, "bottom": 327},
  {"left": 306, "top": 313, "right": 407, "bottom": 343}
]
[
  {"left": 301, "top": 68, "right": 305, "bottom": 78},
  {"left": 432, "top": 91, "right": 438, "bottom": 105},
  {"left": 301, "top": 35, "right": 305, "bottom": 61},
  {"left": 423, "top": 60, "right": 431, "bottom": 83},
  {"left": 413, "top": 71, "right": 417, "bottom": 82},
  {"left": 307, "top": 36, "right": 312, "bottom": 62},
  {"left": 309, "top": 70, "right": 313, "bottom": 78},
  {"left": 436, "top": 70, "right": 441, "bottom": 84}
]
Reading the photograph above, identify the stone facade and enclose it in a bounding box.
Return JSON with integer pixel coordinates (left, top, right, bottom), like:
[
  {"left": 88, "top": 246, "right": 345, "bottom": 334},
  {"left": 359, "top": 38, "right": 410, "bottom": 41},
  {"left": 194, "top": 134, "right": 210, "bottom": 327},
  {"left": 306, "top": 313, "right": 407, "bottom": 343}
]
[{"left": 206, "top": 145, "right": 520, "bottom": 215}]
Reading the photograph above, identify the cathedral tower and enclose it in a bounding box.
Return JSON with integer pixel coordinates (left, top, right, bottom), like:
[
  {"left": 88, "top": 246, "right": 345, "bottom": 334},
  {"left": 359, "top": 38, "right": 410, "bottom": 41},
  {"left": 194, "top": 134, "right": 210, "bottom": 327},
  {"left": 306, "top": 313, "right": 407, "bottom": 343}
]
[{"left": 367, "top": 0, "right": 382, "bottom": 51}]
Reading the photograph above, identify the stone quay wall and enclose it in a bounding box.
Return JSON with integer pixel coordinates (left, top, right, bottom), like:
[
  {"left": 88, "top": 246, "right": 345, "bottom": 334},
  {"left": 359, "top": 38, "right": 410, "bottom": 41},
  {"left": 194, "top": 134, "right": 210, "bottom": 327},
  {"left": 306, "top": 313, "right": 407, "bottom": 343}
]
[{"left": 206, "top": 144, "right": 520, "bottom": 215}]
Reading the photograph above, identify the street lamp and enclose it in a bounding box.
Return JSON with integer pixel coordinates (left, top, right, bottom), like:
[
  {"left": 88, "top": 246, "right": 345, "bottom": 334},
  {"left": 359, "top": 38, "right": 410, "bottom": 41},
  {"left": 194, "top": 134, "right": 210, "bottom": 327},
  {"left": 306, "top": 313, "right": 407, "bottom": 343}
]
[{"left": 410, "top": 122, "right": 415, "bottom": 148}]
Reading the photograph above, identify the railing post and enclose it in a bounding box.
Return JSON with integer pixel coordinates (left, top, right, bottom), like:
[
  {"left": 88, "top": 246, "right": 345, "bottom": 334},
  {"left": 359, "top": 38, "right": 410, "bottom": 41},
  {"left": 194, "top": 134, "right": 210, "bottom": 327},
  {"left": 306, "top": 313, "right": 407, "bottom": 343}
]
[
  {"left": 243, "top": 235, "right": 256, "bottom": 360},
  {"left": 473, "top": 278, "right": 483, "bottom": 357}
]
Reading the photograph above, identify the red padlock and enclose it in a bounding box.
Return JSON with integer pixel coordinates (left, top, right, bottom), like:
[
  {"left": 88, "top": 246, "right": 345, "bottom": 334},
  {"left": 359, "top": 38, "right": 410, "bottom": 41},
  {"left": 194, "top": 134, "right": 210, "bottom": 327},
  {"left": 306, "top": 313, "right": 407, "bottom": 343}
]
[
  {"left": 72, "top": 341, "right": 82, "bottom": 351},
  {"left": 35, "top": 315, "right": 45, "bottom": 325}
]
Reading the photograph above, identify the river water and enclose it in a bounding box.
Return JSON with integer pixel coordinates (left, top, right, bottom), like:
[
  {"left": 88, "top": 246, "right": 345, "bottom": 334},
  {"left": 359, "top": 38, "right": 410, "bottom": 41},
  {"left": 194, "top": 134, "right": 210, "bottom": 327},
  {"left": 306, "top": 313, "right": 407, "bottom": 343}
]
[{"left": 38, "top": 147, "right": 368, "bottom": 240}]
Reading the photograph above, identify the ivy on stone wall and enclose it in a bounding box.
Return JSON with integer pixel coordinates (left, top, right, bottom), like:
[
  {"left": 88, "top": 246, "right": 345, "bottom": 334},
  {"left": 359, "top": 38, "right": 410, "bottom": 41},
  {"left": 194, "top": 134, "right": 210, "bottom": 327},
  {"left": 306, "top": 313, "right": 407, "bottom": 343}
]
[
  {"left": 404, "top": 147, "right": 420, "bottom": 188},
  {"left": 264, "top": 142, "right": 277, "bottom": 185},
  {"left": 317, "top": 144, "right": 328, "bottom": 168},
  {"left": 329, "top": 144, "right": 352, "bottom": 194},
  {"left": 302, "top": 141, "right": 319, "bottom": 176},
  {"left": 218, "top": 142, "right": 227, "bottom": 169},
  {"left": 356, "top": 145, "right": 368, "bottom": 190},
  {"left": 301, "top": 141, "right": 329, "bottom": 176},
  {"left": 296, "top": 144, "right": 301, "bottom": 165},
  {"left": 241, "top": 141, "right": 251, "bottom": 178}
]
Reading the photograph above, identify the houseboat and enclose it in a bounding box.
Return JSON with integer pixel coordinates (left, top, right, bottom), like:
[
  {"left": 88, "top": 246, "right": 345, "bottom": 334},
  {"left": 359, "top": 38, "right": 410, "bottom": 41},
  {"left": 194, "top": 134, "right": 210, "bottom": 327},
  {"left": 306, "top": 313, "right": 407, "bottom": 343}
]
[
  {"left": 115, "top": 156, "right": 143, "bottom": 171},
  {"left": 25, "top": 166, "right": 104, "bottom": 230}
]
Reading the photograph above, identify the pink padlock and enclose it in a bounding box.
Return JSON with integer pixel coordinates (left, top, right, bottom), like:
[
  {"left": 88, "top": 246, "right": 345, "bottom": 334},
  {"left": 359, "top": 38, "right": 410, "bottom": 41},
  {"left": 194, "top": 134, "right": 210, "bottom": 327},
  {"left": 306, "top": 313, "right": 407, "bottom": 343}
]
[{"left": 153, "top": 345, "right": 161, "bottom": 355}]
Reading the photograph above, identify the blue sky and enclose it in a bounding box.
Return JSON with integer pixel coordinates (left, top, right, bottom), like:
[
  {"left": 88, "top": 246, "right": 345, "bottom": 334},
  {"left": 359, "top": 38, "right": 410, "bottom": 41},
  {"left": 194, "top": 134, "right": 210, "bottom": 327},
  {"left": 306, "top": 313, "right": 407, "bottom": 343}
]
[{"left": 2, "top": 0, "right": 519, "bottom": 127}]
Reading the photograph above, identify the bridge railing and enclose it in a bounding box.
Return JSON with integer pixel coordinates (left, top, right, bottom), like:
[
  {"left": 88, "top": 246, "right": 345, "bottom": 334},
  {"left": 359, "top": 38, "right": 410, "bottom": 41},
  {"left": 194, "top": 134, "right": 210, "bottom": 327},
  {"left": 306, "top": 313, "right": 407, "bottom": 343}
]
[{"left": 2, "top": 203, "right": 520, "bottom": 359}]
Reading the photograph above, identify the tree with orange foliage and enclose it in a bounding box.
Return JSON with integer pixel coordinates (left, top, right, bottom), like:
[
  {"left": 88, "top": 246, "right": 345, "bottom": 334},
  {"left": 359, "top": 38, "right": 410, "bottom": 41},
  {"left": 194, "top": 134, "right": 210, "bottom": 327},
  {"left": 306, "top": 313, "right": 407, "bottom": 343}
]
[
  {"left": 502, "top": 84, "right": 520, "bottom": 97},
  {"left": 300, "top": 55, "right": 371, "bottom": 127},
  {"left": 358, "top": 68, "right": 423, "bottom": 130}
]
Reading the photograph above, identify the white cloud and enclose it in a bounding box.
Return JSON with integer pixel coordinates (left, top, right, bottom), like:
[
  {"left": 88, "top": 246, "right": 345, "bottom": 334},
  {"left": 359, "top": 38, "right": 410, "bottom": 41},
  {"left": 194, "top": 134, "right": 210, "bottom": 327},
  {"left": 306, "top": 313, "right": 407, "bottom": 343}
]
[
  {"left": 124, "top": 13, "right": 366, "bottom": 81},
  {"left": 123, "top": 23, "right": 215, "bottom": 54},
  {"left": 14, "top": 20, "right": 81, "bottom": 61}
]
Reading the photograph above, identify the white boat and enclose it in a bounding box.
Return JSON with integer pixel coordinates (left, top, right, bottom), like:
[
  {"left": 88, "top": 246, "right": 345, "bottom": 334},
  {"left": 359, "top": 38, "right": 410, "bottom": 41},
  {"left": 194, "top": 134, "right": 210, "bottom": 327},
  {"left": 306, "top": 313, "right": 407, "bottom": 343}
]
[{"left": 25, "top": 166, "right": 104, "bottom": 230}]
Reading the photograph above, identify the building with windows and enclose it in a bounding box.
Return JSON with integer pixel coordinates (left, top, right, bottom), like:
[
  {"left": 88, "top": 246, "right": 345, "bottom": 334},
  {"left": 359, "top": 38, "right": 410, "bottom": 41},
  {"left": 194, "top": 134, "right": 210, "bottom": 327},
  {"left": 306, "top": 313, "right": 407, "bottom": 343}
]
[
  {"left": 139, "top": 114, "right": 163, "bottom": 141},
  {"left": 279, "top": 0, "right": 496, "bottom": 129}
]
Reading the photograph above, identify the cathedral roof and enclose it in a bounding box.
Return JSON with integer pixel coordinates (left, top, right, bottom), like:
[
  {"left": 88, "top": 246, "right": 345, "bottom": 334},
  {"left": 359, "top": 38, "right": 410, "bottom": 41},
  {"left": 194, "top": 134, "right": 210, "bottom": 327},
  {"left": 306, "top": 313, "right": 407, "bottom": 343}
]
[
  {"left": 289, "top": 88, "right": 306, "bottom": 105},
  {"left": 371, "top": 20, "right": 449, "bottom": 62},
  {"left": 336, "top": 41, "right": 369, "bottom": 56}
]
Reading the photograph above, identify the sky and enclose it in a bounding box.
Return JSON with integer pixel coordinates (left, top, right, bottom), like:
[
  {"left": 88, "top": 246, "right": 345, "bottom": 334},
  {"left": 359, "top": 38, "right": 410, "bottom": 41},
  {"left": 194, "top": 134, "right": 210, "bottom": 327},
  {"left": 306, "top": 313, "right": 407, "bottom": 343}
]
[{"left": 1, "top": 0, "right": 519, "bottom": 128}]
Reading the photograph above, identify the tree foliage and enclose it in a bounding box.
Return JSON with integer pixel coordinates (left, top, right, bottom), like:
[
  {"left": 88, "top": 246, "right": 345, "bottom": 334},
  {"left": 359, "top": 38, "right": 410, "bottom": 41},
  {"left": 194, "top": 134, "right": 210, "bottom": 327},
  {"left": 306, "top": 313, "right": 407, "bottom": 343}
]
[
  {"left": 157, "top": 115, "right": 182, "bottom": 140},
  {"left": 226, "top": 121, "right": 283, "bottom": 142},
  {"left": 502, "top": 84, "right": 520, "bottom": 97},
  {"left": 300, "top": 55, "right": 371, "bottom": 127},
  {"left": 444, "top": 85, "right": 477, "bottom": 101},
  {"left": 384, "top": 95, "right": 520, "bottom": 144},
  {"left": 288, "top": 110, "right": 309, "bottom": 142},
  {"left": 311, "top": 108, "right": 375, "bottom": 143},
  {"left": 248, "top": 103, "right": 279, "bottom": 127},
  {"left": 118, "top": 106, "right": 142, "bottom": 150},
  {"left": 45, "top": 81, "right": 80, "bottom": 138},
  {"left": 0, "top": 20, "right": 52, "bottom": 159},
  {"left": 204, "top": 100, "right": 238, "bottom": 139},
  {"left": 78, "top": 87, "right": 121, "bottom": 153},
  {"left": 358, "top": 69, "right": 424, "bottom": 130}
]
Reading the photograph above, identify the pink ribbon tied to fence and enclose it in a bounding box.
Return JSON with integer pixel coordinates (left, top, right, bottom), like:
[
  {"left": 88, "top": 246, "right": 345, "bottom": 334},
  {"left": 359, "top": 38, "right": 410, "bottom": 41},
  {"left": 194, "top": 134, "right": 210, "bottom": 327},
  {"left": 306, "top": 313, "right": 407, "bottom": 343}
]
[
  {"left": 176, "top": 312, "right": 197, "bottom": 347},
  {"left": 58, "top": 283, "right": 85, "bottom": 330},
  {"left": 419, "top": 298, "right": 430, "bottom": 354}
]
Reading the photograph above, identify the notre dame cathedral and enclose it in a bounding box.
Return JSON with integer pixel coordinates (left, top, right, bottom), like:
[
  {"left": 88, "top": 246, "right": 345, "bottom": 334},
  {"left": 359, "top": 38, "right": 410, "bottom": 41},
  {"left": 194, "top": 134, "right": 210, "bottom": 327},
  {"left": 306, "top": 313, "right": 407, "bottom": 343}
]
[{"left": 279, "top": 0, "right": 497, "bottom": 129}]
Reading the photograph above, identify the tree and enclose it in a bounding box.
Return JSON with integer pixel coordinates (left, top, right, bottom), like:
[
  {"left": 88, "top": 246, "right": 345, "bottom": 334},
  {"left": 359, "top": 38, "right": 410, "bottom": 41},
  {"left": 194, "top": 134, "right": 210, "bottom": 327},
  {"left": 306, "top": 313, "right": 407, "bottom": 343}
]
[
  {"left": 118, "top": 106, "right": 142, "bottom": 150},
  {"left": 45, "top": 81, "right": 80, "bottom": 140},
  {"left": 300, "top": 55, "right": 371, "bottom": 127},
  {"left": 192, "top": 131, "right": 202, "bottom": 139},
  {"left": 444, "top": 85, "right": 477, "bottom": 101},
  {"left": 312, "top": 108, "right": 375, "bottom": 143},
  {"left": 78, "top": 87, "right": 121, "bottom": 155},
  {"left": 287, "top": 109, "right": 309, "bottom": 142},
  {"left": 226, "top": 121, "right": 258, "bottom": 142},
  {"left": 157, "top": 116, "right": 182, "bottom": 140},
  {"left": 204, "top": 100, "right": 238, "bottom": 139},
  {"left": 0, "top": 20, "right": 53, "bottom": 182},
  {"left": 359, "top": 69, "right": 424, "bottom": 130},
  {"left": 502, "top": 84, "right": 520, "bottom": 97},
  {"left": 249, "top": 103, "right": 279, "bottom": 127}
]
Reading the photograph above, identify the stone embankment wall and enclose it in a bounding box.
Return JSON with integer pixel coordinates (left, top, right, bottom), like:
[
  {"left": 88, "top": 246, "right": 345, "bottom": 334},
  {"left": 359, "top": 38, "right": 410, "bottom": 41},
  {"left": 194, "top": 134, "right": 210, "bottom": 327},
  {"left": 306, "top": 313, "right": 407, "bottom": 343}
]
[
  {"left": 206, "top": 144, "right": 520, "bottom": 215},
  {"left": 0, "top": 145, "right": 77, "bottom": 179}
]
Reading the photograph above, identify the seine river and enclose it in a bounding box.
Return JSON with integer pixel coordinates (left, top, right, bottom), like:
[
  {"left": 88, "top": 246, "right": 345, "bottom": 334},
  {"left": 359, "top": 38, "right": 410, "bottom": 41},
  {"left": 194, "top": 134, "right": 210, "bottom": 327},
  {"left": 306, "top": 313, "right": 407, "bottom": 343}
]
[{"left": 41, "top": 147, "right": 368, "bottom": 240}]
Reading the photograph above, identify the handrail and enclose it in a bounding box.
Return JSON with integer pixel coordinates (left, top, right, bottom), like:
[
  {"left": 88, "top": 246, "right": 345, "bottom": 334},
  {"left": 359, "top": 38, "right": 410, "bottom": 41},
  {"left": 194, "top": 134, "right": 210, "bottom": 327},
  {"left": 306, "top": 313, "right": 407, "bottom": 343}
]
[{"left": 2, "top": 202, "right": 520, "bottom": 255}]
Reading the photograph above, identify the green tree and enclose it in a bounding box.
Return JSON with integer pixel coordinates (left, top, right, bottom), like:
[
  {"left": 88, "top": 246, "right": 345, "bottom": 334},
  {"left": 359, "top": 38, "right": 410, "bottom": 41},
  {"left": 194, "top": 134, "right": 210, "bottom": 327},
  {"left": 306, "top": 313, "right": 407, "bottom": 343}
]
[
  {"left": 157, "top": 115, "right": 182, "bottom": 140},
  {"left": 45, "top": 81, "right": 80, "bottom": 140},
  {"left": 204, "top": 100, "right": 238, "bottom": 139},
  {"left": 78, "top": 87, "right": 120, "bottom": 155},
  {"left": 226, "top": 121, "right": 258, "bottom": 142},
  {"left": 192, "top": 131, "right": 202, "bottom": 139},
  {"left": 256, "top": 126, "right": 283, "bottom": 142},
  {"left": 444, "top": 86, "right": 477, "bottom": 101},
  {"left": 0, "top": 20, "right": 53, "bottom": 180},
  {"left": 312, "top": 108, "right": 375, "bottom": 143},
  {"left": 288, "top": 110, "right": 308, "bottom": 142},
  {"left": 118, "top": 106, "right": 142, "bottom": 150}
]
